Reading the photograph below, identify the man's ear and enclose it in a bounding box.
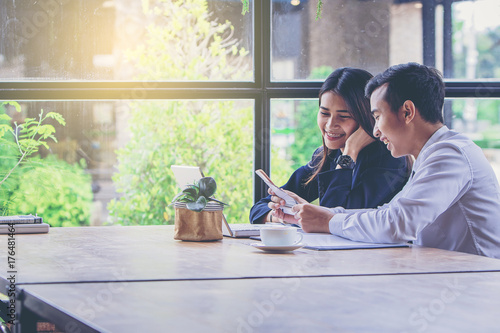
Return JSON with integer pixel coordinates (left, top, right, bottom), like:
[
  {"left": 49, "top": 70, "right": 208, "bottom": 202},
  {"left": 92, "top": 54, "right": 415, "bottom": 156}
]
[{"left": 401, "top": 100, "right": 416, "bottom": 124}]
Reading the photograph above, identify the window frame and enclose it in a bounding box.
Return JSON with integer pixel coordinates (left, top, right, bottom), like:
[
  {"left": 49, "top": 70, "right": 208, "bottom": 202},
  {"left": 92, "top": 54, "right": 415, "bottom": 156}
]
[{"left": 1, "top": 0, "right": 500, "bottom": 203}]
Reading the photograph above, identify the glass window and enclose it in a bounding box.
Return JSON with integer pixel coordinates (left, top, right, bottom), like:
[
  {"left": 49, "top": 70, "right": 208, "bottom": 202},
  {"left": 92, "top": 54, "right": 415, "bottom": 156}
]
[
  {"left": 0, "top": 99, "right": 254, "bottom": 225},
  {"left": 0, "top": 0, "right": 253, "bottom": 81},
  {"left": 270, "top": 98, "right": 320, "bottom": 185},
  {"left": 448, "top": 0, "right": 500, "bottom": 79},
  {"left": 271, "top": 0, "right": 500, "bottom": 81},
  {"left": 1, "top": 0, "right": 499, "bottom": 227},
  {"left": 271, "top": 0, "right": 424, "bottom": 81},
  {"left": 448, "top": 98, "right": 500, "bottom": 180},
  {"left": 270, "top": 97, "right": 500, "bottom": 187}
]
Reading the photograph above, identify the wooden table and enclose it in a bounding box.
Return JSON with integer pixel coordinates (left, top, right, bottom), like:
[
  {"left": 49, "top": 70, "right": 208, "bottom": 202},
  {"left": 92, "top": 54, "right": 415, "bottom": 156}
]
[
  {"left": 2, "top": 225, "right": 500, "bottom": 332},
  {"left": 19, "top": 272, "right": 500, "bottom": 333}
]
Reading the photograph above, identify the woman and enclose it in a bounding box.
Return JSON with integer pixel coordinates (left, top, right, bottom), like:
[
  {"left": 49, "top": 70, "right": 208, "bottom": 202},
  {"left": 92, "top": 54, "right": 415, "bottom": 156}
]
[{"left": 249, "top": 67, "right": 410, "bottom": 224}]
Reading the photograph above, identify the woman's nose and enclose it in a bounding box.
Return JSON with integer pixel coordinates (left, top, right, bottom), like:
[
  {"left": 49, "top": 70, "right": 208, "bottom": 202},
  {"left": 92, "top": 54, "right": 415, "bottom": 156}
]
[{"left": 326, "top": 117, "right": 338, "bottom": 128}]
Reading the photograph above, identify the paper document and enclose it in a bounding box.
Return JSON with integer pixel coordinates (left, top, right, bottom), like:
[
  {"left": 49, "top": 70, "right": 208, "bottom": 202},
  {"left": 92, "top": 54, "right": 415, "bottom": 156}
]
[{"left": 301, "top": 232, "right": 409, "bottom": 250}]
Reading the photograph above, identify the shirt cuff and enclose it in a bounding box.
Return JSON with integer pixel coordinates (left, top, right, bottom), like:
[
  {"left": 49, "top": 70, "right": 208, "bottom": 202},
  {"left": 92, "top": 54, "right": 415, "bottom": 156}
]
[{"left": 329, "top": 213, "right": 348, "bottom": 236}]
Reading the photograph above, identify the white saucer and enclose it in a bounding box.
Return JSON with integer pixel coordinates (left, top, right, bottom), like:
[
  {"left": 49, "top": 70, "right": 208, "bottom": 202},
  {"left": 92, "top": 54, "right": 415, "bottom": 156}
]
[{"left": 251, "top": 242, "right": 304, "bottom": 252}]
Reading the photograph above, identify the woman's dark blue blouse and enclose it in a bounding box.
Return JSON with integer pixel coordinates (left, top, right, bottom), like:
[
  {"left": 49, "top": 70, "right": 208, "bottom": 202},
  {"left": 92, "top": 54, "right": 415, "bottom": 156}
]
[{"left": 249, "top": 141, "right": 410, "bottom": 223}]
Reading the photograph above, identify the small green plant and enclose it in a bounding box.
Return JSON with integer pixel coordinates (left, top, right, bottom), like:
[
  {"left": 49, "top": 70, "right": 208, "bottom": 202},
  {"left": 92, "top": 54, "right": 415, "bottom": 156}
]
[
  {"left": 1, "top": 101, "right": 67, "bottom": 216},
  {"left": 171, "top": 177, "right": 228, "bottom": 212},
  {"left": 0, "top": 101, "right": 66, "bottom": 187}
]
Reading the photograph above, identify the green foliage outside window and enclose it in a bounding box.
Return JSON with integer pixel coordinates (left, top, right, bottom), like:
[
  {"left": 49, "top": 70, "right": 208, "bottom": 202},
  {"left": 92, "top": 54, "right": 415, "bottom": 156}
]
[
  {"left": 452, "top": 17, "right": 500, "bottom": 149},
  {"left": 0, "top": 102, "right": 92, "bottom": 226},
  {"left": 287, "top": 66, "right": 332, "bottom": 170},
  {"left": 0, "top": 105, "right": 20, "bottom": 212},
  {"left": 7, "top": 156, "right": 93, "bottom": 227},
  {"left": 108, "top": 0, "right": 292, "bottom": 225}
]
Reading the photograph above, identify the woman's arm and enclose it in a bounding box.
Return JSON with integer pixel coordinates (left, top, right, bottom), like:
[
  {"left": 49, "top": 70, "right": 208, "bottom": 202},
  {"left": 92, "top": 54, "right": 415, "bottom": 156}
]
[{"left": 319, "top": 141, "right": 409, "bottom": 210}]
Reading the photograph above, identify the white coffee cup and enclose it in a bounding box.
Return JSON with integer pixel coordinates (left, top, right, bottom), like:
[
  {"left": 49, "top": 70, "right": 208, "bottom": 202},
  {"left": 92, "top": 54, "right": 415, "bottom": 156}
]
[{"left": 260, "top": 226, "right": 303, "bottom": 246}]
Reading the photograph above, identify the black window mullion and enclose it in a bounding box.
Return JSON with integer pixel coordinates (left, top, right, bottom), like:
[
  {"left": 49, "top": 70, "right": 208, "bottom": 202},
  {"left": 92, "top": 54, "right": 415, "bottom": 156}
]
[
  {"left": 442, "top": 0, "right": 454, "bottom": 127},
  {"left": 254, "top": 95, "right": 270, "bottom": 203},
  {"left": 422, "top": 0, "right": 436, "bottom": 67},
  {"left": 253, "top": 0, "right": 272, "bottom": 202}
]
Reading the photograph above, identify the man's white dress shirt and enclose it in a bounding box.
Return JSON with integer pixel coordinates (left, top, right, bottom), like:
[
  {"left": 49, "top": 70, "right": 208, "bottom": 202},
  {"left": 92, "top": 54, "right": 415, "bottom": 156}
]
[{"left": 329, "top": 126, "right": 500, "bottom": 258}]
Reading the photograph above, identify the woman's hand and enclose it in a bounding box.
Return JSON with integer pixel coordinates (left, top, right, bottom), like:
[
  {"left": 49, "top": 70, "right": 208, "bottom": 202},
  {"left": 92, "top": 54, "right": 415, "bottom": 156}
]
[
  {"left": 343, "top": 127, "right": 375, "bottom": 162},
  {"left": 267, "top": 188, "right": 305, "bottom": 224}
]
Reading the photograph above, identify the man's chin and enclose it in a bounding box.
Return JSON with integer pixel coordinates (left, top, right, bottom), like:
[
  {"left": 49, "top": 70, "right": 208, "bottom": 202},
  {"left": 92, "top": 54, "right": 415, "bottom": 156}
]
[{"left": 390, "top": 150, "right": 402, "bottom": 158}]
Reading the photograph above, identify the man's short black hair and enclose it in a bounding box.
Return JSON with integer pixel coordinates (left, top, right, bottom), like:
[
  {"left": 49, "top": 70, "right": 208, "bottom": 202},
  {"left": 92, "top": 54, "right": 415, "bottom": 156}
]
[{"left": 365, "top": 62, "right": 445, "bottom": 123}]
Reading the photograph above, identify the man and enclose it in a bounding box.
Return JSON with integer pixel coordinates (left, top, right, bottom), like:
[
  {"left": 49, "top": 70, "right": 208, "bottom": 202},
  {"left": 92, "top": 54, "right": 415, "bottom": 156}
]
[{"left": 273, "top": 63, "right": 500, "bottom": 258}]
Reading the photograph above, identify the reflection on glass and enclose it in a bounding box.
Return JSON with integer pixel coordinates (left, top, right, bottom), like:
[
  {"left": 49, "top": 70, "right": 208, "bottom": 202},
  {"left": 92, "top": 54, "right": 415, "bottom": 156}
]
[
  {"left": 0, "top": 0, "right": 253, "bottom": 81},
  {"left": 0, "top": 99, "right": 254, "bottom": 226}
]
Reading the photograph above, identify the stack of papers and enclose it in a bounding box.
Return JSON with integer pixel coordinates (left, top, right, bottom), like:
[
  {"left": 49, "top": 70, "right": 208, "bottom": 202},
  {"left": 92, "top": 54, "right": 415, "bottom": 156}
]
[{"left": 301, "top": 233, "right": 409, "bottom": 250}]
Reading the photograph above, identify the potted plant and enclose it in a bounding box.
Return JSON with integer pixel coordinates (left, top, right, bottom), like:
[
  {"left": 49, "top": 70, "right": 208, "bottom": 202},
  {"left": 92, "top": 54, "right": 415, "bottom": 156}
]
[{"left": 171, "top": 177, "right": 228, "bottom": 241}]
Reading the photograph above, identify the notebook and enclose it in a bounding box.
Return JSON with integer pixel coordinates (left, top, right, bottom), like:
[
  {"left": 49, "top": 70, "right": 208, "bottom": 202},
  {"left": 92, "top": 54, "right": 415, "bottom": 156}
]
[
  {"left": 0, "top": 214, "right": 43, "bottom": 224},
  {"left": 170, "top": 165, "right": 264, "bottom": 238}
]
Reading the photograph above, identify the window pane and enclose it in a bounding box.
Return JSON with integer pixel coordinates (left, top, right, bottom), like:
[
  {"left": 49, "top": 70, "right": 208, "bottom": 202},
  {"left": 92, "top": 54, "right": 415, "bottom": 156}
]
[
  {"left": 271, "top": 0, "right": 424, "bottom": 80},
  {"left": 449, "top": 97, "right": 500, "bottom": 180},
  {"left": 0, "top": 0, "right": 253, "bottom": 81},
  {"left": 271, "top": 0, "right": 500, "bottom": 81},
  {"left": 0, "top": 99, "right": 254, "bottom": 226},
  {"left": 448, "top": 0, "right": 500, "bottom": 79},
  {"left": 270, "top": 98, "right": 321, "bottom": 186}
]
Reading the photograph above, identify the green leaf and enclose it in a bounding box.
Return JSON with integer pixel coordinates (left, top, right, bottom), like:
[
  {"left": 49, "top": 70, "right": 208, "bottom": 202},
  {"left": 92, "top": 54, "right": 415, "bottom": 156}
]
[
  {"left": 198, "top": 177, "right": 216, "bottom": 198},
  {"left": 171, "top": 191, "right": 186, "bottom": 203},
  {"left": 241, "top": 0, "right": 249, "bottom": 15},
  {"left": 38, "top": 124, "right": 56, "bottom": 139},
  {"left": 0, "top": 114, "right": 12, "bottom": 122},
  {"left": 183, "top": 186, "right": 198, "bottom": 198},
  {"left": 46, "top": 112, "right": 66, "bottom": 126},
  {"left": 1, "top": 101, "right": 21, "bottom": 112},
  {"left": 0, "top": 124, "right": 13, "bottom": 137},
  {"left": 186, "top": 196, "right": 207, "bottom": 212},
  {"left": 316, "top": 0, "right": 323, "bottom": 20}
]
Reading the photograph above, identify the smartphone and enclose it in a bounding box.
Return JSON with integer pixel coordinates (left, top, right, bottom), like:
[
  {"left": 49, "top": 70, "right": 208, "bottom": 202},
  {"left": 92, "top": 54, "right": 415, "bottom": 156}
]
[{"left": 255, "top": 169, "right": 297, "bottom": 215}]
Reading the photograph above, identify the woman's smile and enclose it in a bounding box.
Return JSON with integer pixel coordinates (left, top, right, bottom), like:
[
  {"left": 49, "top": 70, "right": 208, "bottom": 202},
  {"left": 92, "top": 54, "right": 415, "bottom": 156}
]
[{"left": 325, "top": 131, "right": 345, "bottom": 141}]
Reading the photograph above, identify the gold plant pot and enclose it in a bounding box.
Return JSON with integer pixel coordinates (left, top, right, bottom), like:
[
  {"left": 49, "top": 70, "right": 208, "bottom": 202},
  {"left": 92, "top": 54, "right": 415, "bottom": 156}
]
[{"left": 173, "top": 202, "right": 223, "bottom": 241}]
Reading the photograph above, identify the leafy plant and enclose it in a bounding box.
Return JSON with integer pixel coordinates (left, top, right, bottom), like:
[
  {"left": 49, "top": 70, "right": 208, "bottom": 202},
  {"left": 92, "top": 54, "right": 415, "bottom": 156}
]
[
  {"left": 0, "top": 101, "right": 66, "bottom": 187},
  {"left": 171, "top": 177, "right": 228, "bottom": 212},
  {"left": 1, "top": 101, "right": 67, "bottom": 216}
]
